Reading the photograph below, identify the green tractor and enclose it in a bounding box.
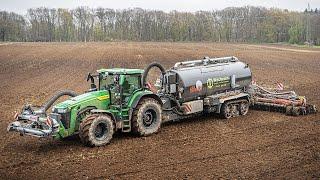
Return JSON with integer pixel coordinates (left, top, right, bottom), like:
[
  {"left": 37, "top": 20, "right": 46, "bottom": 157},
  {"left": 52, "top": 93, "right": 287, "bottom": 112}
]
[{"left": 8, "top": 63, "right": 165, "bottom": 147}]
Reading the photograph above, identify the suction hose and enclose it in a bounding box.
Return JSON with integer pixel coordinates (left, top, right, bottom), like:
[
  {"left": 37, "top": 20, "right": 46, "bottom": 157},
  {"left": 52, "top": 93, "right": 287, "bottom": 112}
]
[
  {"left": 142, "top": 62, "right": 185, "bottom": 115},
  {"left": 142, "top": 62, "right": 166, "bottom": 88},
  {"left": 41, "top": 90, "right": 77, "bottom": 113}
]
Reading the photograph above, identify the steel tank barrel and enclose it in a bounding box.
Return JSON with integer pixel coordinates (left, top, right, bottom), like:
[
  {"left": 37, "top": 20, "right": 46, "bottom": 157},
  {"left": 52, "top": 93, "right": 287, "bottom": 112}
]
[{"left": 166, "top": 57, "right": 252, "bottom": 102}]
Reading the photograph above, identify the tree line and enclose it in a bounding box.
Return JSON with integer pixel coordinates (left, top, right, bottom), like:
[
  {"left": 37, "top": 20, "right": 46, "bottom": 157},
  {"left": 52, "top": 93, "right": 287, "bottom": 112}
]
[{"left": 0, "top": 6, "right": 319, "bottom": 44}]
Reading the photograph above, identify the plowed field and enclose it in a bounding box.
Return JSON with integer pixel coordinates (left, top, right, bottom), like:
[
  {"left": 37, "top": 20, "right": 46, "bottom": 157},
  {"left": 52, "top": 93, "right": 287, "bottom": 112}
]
[{"left": 0, "top": 42, "right": 319, "bottom": 179}]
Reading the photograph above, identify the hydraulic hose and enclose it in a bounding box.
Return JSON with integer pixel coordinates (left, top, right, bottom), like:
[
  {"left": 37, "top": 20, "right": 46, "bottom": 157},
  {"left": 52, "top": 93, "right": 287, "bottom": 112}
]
[
  {"left": 255, "top": 84, "right": 296, "bottom": 96},
  {"left": 41, "top": 90, "right": 77, "bottom": 112},
  {"left": 142, "top": 62, "right": 187, "bottom": 115},
  {"left": 142, "top": 62, "right": 166, "bottom": 88}
]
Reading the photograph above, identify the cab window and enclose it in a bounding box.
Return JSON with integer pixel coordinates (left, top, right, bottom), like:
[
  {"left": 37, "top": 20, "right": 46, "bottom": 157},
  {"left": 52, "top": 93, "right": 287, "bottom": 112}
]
[{"left": 123, "top": 74, "right": 141, "bottom": 94}]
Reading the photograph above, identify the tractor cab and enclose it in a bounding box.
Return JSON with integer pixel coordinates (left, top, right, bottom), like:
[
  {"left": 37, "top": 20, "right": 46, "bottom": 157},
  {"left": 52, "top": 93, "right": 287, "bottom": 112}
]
[{"left": 88, "top": 68, "right": 144, "bottom": 107}]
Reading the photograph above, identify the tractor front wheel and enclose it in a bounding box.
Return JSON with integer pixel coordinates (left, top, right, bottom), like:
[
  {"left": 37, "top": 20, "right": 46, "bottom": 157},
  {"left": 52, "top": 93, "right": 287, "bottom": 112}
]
[
  {"left": 132, "top": 98, "right": 162, "bottom": 136},
  {"left": 79, "top": 114, "right": 114, "bottom": 147}
]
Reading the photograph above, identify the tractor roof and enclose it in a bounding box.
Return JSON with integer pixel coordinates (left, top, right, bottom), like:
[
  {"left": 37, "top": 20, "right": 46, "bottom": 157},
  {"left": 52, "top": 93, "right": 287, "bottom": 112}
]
[{"left": 97, "top": 68, "right": 143, "bottom": 75}]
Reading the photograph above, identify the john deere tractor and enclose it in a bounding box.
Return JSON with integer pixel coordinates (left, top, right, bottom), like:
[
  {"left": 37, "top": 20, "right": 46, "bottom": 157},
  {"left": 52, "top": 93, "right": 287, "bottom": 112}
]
[{"left": 8, "top": 63, "right": 165, "bottom": 147}]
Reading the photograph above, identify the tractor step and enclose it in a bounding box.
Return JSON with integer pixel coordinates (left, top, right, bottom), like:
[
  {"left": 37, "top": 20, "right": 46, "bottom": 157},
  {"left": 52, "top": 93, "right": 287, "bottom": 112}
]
[{"left": 122, "top": 119, "right": 131, "bottom": 132}]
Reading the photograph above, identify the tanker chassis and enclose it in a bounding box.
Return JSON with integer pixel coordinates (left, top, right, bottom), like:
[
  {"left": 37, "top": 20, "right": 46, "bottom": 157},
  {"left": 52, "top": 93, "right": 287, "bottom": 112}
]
[{"left": 7, "top": 56, "right": 316, "bottom": 147}]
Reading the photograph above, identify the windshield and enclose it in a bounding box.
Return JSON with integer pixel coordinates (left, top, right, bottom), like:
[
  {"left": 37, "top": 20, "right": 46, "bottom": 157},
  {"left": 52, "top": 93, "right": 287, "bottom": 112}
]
[
  {"left": 99, "top": 73, "right": 121, "bottom": 105},
  {"left": 100, "top": 74, "right": 116, "bottom": 90},
  {"left": 98, "top": 72, "right": 143, "bottom": 105}
]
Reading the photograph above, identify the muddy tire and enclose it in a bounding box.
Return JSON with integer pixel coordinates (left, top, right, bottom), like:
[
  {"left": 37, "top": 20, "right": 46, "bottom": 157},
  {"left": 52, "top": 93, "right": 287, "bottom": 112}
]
[
  {"left": 221, "top": 102, "right": 233, "bottom": 119},
  {"left": 79, "top": 114, "right": 114, "bottom": 147},
  {"left": 239, "top": 100, "right": 249, "bottom": 116},
  {"left": 292, "top": 107, "right": 301, "bottom": 116},
  {"left": 285, "top": 106, "right": 293, "bottom": 115},
  {"left": 132, "top": 98, "right": 162, "bottom": 136}
]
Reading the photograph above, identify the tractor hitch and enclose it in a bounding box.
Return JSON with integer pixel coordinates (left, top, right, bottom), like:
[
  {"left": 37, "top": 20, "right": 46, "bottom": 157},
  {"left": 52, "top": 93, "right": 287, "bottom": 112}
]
[
  {"left": 7, "top": 104, "right": 60, "bottom": 138},
  {"left": 7, "top": 90, "right": 77, "bottom": 138},
  {"left": 7, "top": 121, "right": 55, "bottom": 137}
]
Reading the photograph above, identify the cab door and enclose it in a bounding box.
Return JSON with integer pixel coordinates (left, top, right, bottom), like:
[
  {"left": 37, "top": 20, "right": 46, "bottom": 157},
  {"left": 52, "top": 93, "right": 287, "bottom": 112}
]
[{"left": 121, "top": 74, "right": 142, "bottom": 106}]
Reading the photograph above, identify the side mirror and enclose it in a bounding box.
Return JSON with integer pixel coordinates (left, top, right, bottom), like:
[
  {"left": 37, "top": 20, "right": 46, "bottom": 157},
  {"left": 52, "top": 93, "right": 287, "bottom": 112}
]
[
  {"left": 114, "top": 75, "right": 120, "bottom": 84},
  {"left": 86, "top": 73, "right": 91, "bottom": 82},
  {"left": 86, "top": 73, "right": 97, "bottom": 90}
]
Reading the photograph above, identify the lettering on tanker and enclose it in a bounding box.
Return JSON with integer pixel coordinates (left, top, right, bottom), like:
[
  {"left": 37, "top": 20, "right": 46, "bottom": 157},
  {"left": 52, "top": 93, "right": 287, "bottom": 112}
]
[{"left": 207, "top": 76, "right": 230, "bottom": 89}]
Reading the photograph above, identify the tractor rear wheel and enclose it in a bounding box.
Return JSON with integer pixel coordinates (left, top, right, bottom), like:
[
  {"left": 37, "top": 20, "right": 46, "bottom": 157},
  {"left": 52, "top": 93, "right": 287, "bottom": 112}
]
[
  {"left": 132, "top": 98, "right": 162, "bottom": 136},
  {"left": 79, "top": 114, "right": 114, "bottom": 147}
]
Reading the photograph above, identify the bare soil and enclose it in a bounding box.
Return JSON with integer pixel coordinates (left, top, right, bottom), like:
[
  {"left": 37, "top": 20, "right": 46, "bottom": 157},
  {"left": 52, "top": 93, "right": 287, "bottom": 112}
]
[{"left": 0, "top": 42, "right": 319, "bottom": 179}]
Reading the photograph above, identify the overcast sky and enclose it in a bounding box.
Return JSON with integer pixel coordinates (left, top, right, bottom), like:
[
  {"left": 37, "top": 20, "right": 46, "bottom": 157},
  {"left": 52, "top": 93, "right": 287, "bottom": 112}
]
[{"left": 1, "top": 0, "right": 320, "bottom": 14}]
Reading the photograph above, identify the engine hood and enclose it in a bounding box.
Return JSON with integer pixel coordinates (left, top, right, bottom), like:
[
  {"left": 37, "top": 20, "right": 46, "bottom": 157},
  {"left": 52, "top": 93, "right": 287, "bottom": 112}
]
[{"left": 54, "top": 90, "right": 109, "bottom": 110}]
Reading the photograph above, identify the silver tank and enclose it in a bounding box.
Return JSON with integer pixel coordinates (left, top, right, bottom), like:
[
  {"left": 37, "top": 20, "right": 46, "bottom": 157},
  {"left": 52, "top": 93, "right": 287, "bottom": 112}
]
[{"left": 167, "top": 56, "right": 252, "bottom": 102}]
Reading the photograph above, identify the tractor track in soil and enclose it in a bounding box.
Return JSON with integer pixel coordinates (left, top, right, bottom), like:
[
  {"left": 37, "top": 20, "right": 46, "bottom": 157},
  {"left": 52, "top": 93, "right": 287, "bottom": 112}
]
[{"left": 0, "top": 42, "right": 319, "bottom": 179}]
